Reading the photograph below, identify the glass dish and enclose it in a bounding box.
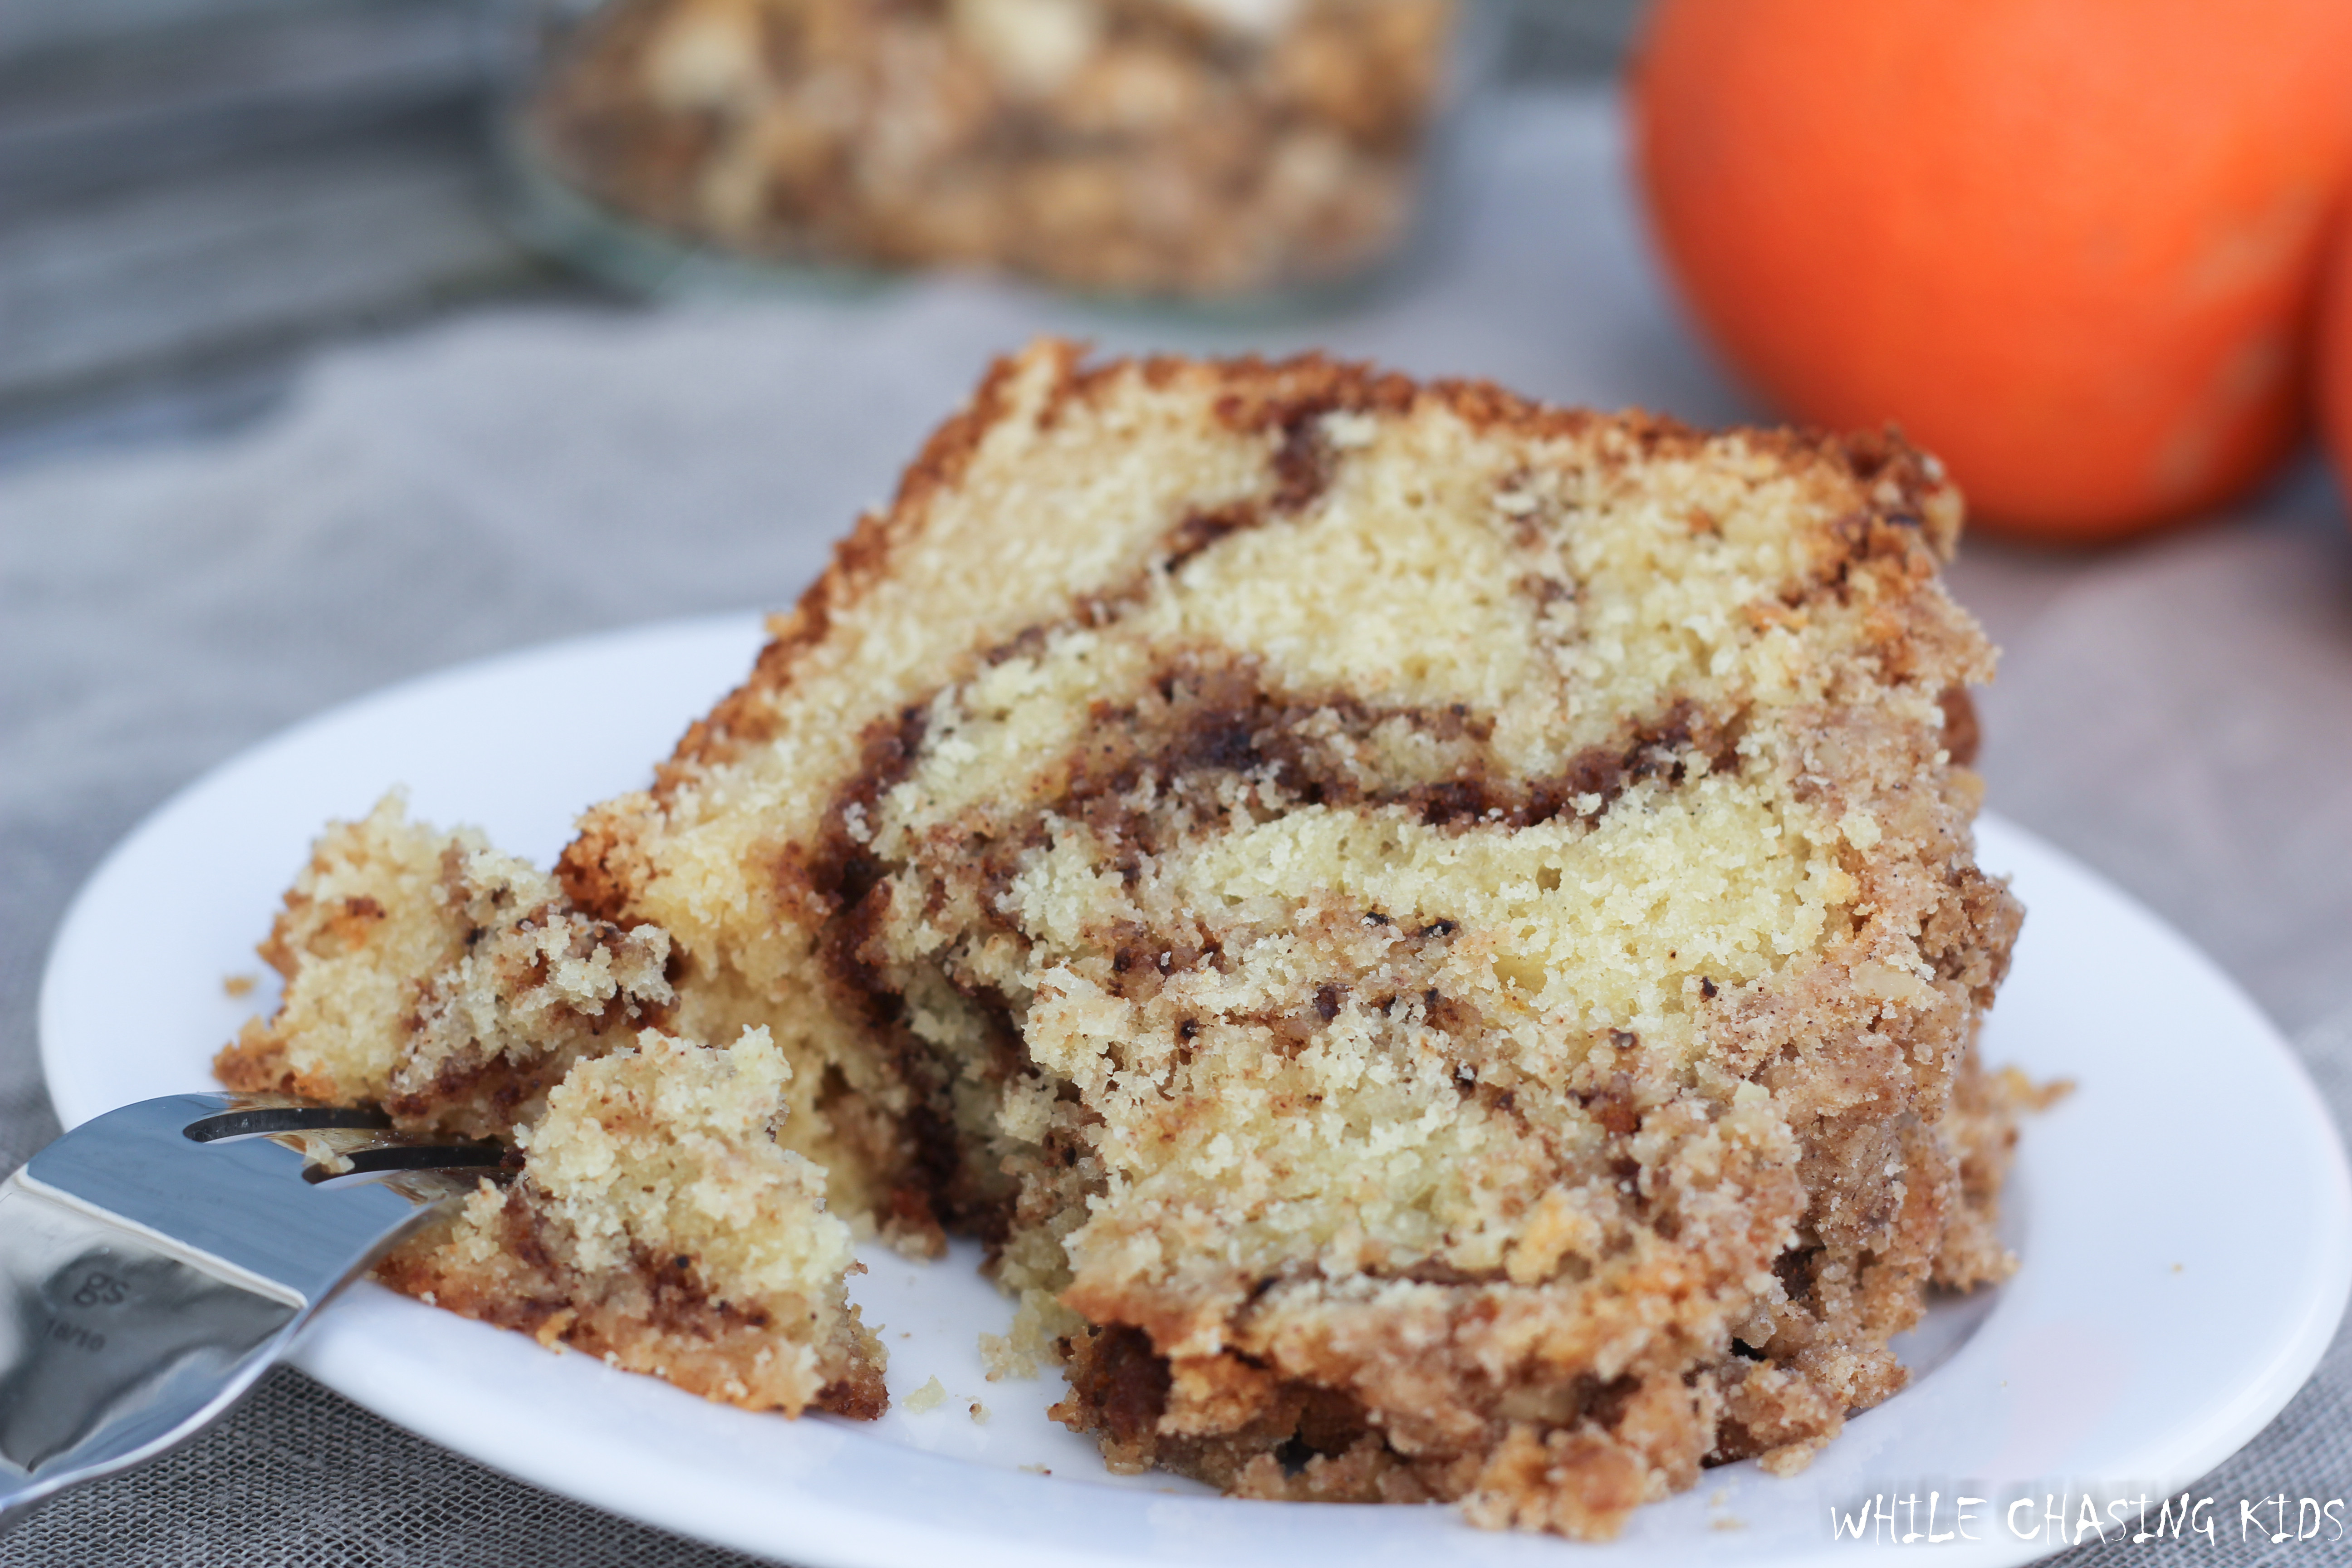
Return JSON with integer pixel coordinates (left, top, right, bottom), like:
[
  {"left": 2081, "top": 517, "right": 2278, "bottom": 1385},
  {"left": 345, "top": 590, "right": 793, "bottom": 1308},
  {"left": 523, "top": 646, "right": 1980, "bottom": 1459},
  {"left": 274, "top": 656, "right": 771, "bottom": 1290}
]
[{"left": 492, "top": 0, "right": 1485, "bottom": 303}]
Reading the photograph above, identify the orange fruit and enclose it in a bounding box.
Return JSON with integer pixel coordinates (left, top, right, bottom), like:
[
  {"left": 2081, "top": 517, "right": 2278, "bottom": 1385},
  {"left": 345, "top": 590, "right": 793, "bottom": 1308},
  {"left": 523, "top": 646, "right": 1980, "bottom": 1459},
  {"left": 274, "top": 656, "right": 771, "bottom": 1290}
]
[
  {"left": 2322, "top": 214, "right": 2352, "bottom": 504},
  {"left": 1631, "top": 0, "right": 2352, "bottom": 544}
]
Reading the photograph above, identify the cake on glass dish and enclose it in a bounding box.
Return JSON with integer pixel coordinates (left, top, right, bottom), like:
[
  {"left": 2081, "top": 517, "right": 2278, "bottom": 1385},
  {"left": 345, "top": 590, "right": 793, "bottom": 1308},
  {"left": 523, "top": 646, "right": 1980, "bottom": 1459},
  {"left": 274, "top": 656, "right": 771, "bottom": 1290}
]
[
  {"left": 220, "top": 339, "right": 2028, "bottom": 1538},
  {"left": 510, "top": 0, "right": 1461, "bottom": 297}
]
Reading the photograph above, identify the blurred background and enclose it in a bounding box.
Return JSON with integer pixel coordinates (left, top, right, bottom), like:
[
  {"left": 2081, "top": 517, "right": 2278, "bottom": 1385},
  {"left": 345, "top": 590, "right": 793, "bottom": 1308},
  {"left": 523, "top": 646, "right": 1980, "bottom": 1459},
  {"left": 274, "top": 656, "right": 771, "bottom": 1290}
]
[{"left": 0, "top": 0, "right": 1637, "bottom": 464}]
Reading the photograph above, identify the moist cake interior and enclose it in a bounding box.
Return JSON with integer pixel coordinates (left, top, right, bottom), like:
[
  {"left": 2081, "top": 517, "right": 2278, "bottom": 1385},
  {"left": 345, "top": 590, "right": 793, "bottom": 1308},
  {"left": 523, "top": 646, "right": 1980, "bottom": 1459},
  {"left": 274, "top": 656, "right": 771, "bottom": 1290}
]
[{"left": 222, "top": 339, "right": 2027, "bottom": 1539}]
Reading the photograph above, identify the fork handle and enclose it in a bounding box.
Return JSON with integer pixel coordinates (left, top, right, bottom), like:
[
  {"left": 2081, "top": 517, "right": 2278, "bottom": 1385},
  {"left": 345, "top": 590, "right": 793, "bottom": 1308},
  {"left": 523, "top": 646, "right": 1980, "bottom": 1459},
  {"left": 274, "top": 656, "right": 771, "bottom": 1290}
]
[
  {"left": 0, "top": 1094, "right": 488, "bottom": 1532},
  {"left": 0, "top": 1176, "right": 317, "bottom": 1529}
]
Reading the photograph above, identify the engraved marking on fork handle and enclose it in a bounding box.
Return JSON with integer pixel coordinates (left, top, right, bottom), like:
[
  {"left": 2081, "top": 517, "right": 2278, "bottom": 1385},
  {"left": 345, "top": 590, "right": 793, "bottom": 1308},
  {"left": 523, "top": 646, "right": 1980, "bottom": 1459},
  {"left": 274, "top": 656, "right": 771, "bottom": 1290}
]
[
  {"left": 0, "top": 1177, "right": 300, "bottom": 1500},
  {"left": 4, "top": 1172, "right": 307, "bottom": 1310}
]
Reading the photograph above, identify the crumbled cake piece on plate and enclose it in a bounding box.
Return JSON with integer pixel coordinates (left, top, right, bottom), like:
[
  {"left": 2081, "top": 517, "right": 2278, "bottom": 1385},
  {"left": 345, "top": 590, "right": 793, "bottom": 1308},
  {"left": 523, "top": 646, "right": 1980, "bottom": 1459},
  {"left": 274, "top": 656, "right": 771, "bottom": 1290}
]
[
  {"left": 218, "top": 796, "right": 883, "bottom": 1418},
  {"left": 219, "top": 794, "right": 674, "bottom": 1141},
  {"left": 226, "top": 339, "right": 2026, "bottom": 1537},
  {"left": 381, "top": 1024, "right": 884, "bottom": 1417}
]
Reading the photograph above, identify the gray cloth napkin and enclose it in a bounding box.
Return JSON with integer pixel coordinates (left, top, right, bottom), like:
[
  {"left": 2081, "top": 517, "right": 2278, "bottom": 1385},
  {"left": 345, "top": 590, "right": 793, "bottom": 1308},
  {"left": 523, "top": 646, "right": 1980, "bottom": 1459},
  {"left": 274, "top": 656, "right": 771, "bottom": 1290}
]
[{"left": 3, "top": 89, "right": 2347, "bottom": 1565}]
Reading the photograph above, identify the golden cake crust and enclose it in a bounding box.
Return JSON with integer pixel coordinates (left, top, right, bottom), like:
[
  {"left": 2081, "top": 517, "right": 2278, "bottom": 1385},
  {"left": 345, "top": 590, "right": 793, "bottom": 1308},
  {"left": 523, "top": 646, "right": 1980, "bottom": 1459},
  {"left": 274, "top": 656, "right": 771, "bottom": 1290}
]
[{"left": 563, "top": 344, "right": 1964, "bottom": 838}]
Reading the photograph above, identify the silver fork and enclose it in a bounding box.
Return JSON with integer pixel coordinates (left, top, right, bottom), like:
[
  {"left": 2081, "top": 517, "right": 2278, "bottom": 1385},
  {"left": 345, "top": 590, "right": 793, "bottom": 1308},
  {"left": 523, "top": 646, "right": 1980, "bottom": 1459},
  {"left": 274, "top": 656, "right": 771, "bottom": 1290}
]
[{"left": 0, "top": 1092, "right": 505, "bottom": 1530}]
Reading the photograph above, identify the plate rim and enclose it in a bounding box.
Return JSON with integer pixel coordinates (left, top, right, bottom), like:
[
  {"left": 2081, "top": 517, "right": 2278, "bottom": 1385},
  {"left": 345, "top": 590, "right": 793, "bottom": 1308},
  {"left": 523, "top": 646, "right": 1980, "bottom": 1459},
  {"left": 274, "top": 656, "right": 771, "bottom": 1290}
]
[{"left": 35, "top": 612, "right": 2352, "bottom": 1568}]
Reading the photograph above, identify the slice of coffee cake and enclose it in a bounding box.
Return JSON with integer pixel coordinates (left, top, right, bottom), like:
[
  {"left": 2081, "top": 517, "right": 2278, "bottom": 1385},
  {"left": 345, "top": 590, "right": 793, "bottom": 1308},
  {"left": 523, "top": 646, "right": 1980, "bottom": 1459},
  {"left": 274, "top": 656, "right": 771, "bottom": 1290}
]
[
  {"left": 538, "top": 341, "right": 2024, "bottom": 1534},
  {"left": 223, "top": 340, "right": 2024, "bottom": 1534}
]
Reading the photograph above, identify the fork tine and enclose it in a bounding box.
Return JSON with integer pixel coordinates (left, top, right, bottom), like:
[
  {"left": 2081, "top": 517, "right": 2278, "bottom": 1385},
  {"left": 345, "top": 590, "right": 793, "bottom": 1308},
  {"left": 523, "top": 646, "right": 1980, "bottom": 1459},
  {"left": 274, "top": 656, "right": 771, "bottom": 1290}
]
[
  {"left": 183, "top": 1105, "right": 393, "bottom": 1143},
  {"left": 23, "top": 1096, "right": 487, "bottom": 1301},
  {"left": 302, "top": 1142, "right": 508, "bottom": 1184}
]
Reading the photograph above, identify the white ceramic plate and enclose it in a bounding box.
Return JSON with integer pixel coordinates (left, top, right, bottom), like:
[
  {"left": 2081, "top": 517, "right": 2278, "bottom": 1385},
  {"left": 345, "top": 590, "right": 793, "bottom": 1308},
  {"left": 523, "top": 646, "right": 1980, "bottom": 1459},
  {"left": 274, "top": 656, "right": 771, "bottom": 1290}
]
[{"left": 40, "top": 615, "right": 2352, "bottom": 1568}]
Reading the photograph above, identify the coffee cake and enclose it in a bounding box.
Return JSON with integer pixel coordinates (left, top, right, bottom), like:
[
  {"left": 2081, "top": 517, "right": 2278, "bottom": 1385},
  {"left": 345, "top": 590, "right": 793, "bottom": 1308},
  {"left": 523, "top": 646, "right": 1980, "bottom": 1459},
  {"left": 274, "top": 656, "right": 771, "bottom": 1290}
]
[{"left": 225, "top": 340, "right": 2026, "bottom": 1536}]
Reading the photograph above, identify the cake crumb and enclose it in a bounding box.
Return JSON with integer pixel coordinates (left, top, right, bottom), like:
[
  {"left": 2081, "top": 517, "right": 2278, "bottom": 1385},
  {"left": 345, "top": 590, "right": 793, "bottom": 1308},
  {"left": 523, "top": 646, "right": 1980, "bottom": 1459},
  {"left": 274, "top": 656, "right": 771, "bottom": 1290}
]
[
  {"left": 222, "top": 973, "right": 257, "bottom": 998},
  {"left": 968, "top": 1399, "right": 989, "bottom": 1425},
  {"left": 905, "top": 1376, "right": 947, "bottom": 1414},
  {"left": 978, "top": 1332, "right": 1030, "bottom": 1381},
  {"left": 1020, "top": 1464, "right": 1053, "bottom": 1476},
  {"left": 2001, "top": 1066, "right": 2077, "bottom": 1110}
]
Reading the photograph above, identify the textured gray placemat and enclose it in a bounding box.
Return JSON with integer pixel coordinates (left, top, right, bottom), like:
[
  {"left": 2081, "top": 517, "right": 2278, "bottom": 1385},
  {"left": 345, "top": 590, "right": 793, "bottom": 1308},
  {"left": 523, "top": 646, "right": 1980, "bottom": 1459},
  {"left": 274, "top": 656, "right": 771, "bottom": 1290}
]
[
  {"left": 0, "top": 1369, "right": 771, "bottom": 1568},
  {"left": 5, "top": 87, "right": 2347, "bottom": 1566}
]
